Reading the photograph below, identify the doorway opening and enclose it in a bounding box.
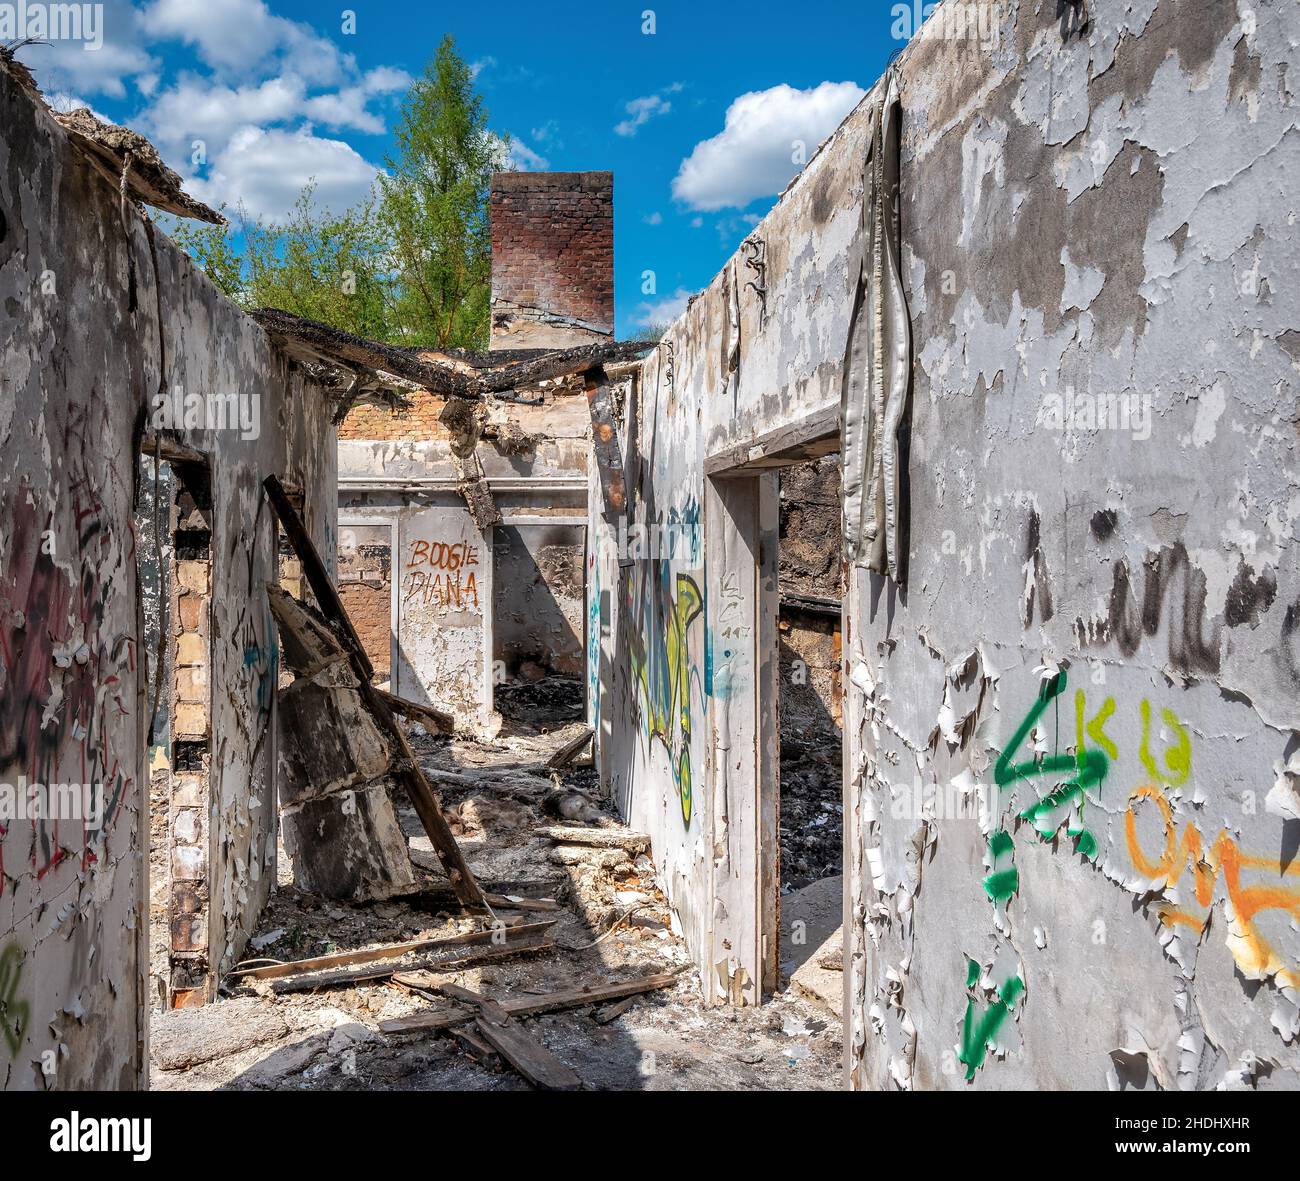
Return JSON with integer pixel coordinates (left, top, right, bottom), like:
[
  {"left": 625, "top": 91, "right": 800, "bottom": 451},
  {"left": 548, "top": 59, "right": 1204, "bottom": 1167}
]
[
  {"left": 491, "top": 520, "right": 587, "bottom": 730},
  {"left": 775, "top": 454, "right": 844, "bottom": 1008},
  {"left": 137, "top": 445, "right": 214, "bottom": 1010}
]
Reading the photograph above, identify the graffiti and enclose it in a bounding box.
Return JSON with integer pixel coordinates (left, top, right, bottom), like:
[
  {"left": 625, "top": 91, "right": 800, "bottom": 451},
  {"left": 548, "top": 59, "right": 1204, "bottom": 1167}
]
[
  {"left": 708, "top": 569, "right": 750, "bottom": 700},
  {"left": 0, "top": 942, "right": 29, "bottom": 1056},
  {"left": 402, "top": 536, "right": 481, "bottom": 612},
  {"left": 963, "top": 666, "right": 1299, "bottom": 1077},
  {"left": 630, "top": 571, "right": 703, "bottom": 825},
  {"left": 0, "top": 477, "right": 130, "bottom": 896},
  {"left": 1078, "top": 542, "right": 1223, "bottom": 675},
  {"left": 993, "top": 669, "right": 1108, "bottom": 864},
  {"left": 958, "top": 959, "right": 1024, "bottom": 1080},
  {"left": 1126, "top": 784, "right": 1300, "bottom": 991}
]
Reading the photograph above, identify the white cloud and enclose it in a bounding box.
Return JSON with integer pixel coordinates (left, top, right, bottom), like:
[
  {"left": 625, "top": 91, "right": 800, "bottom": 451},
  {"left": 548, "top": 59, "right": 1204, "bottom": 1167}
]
[
  {"left": 614, "top": 83, "right": 681, "bottom": 137},
  {"left": 672, "top": 80, "right": 865, "bottom": 211},
  {"left": 14, "top": 0, "right": 157, "bottom": 98},
  {"left": 143, "top": 0, "right": 350, "bottom": 83},
  {"left": 643, "top": 211, "right": 663, "bottom": 226},
  {"left": 470, "top": 56, "right": 496, "bottom": 79},
  {"left": 631, "top": 286, "right": 696, "bottom": 331},
  {"left": 505, "top": 138, "right": 549, "bottom": 171},
  {"left": 142, "top": 74, "right": 307, "bottom": 157},
  {"left": 186, "top": 125, "right": 381, "bottom": 221}
]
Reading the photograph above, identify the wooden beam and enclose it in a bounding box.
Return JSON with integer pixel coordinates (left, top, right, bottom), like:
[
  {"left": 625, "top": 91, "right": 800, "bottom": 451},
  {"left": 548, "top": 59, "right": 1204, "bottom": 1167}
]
[
  {"left": 271, "top": 936, "right": 553, "bottom": 994},
  {"left": 263, "top": 474, "right": 488, "bottom": 911},
  {"left": 377, "top": 969, "right": 685, "bottom": 1035},
  {"left": 375, "top": 689, "right": 455, "bottom": 734},
  {"left": 230, "top": 920, "right": 556, "bottom": 981},
  {"left": 434, "top": 984, "right": 582, "bottom": 1091}
]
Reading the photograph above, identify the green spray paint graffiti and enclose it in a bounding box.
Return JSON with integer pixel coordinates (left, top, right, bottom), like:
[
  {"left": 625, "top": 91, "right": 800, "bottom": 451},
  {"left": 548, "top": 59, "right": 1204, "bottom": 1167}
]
[
  {"left": 958, "top": 958, "right": 1025, "bottom": 1079},
  {"left": 993, "top": 668, "right": 1108, "bottom": 860},
  {"left": 961, "top": 668, "right": 1113, "bottom": 1079},
  {"left": 630, "top": 572, "right": 704, "bottom": 825},
  {"left": 0, "top": 942, "right": 30, "bottom": 1056}
]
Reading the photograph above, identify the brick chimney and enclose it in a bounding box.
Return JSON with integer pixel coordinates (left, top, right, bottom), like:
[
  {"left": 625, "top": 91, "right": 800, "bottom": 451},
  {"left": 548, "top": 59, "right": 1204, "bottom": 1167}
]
[{"left": 489, "top": 171, "right": 614, "bottom": 350}]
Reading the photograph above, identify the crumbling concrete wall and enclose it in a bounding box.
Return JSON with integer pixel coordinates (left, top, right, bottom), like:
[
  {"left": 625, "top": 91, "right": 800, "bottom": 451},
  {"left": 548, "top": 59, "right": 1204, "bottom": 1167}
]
[
  {"left": 1, "top": 61, "right": 337, "bottom": 1074},
  {"left": 596, "top": 87, "right": 869, "bottom": 1002},
  {"left": 844, "top": 0, "right": 1300, "bottom": 1091},
  {"left": 594, "top": 0, "right": 1300, "bottom": 1088}
]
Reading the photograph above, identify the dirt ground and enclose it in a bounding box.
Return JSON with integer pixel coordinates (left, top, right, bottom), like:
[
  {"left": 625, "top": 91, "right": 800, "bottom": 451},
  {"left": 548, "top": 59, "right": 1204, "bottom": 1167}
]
[{"left": 149, "top": 720, "right": 842, "bottom": 1091}]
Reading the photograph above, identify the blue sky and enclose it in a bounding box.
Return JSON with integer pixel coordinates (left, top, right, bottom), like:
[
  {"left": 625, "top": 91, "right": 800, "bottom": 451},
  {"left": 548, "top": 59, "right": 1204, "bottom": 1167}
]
[{"left": 22, "top": 0, "right": 911, "bottom": 338}]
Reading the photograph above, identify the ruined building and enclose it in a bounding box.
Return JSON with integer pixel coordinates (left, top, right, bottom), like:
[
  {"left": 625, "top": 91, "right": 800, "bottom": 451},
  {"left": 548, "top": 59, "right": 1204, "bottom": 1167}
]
[{"left": 2, "top": 0, "right": 1299, "bottom": 1094}]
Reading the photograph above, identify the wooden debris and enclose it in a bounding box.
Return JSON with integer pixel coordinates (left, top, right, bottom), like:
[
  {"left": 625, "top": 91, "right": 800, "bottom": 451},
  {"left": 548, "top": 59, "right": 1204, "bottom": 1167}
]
[
  {"left": 377, "top": 970, "right": 684, "bottom": 1035},
  {"left": 537, "top": 825, "right": 650, "bottom": 853},
  {"left": 271, "top": 935, "right": 553, "bottom": 994},
  {"left": 252, "top": 307, "right": 653, "bottom": 404},
  {"left": 545, "top": 725, "right": 594, "bottom": 769},
  {"left": 435, "top": 984, "right": 582, "bottom": 1091},
  {"left": 230, "top": 919, "right": 555, "bottom": 982},
  {"left": 264, "top": 475, "right": 487, "bottom": 911},
  {"left": 593, "top": 995, "right": 638, "bottom": 1025},
  {"left": 448, "top": 1025, "right": 503, "bottom": 1071},
  {"left": 375, "top": 689, "right": 455, "bottom": 735}
]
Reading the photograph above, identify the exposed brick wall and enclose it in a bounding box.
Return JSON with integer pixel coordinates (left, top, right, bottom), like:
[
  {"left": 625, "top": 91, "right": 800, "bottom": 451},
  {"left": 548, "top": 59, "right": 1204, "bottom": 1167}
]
[
  {"left": 338, "top": 390, "right": 450, "bottom": 442},
  {"left": 489, "top": 171, "right": 614, "bottom": 349}
]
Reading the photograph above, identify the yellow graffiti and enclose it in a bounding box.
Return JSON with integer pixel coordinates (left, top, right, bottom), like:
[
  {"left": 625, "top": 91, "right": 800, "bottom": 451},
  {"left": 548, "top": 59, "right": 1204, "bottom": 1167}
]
[
  {"left": 1138, "top": 699, "right": 1191, "bottom": 786},
  {"left": 631, "top": 573, "right": 703, "bottom": 824}
]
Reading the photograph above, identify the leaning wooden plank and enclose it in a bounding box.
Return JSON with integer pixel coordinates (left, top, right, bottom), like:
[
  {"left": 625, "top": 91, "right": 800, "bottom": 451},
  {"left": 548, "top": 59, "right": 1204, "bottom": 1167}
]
[
  {"left": 230, "top": 919, "right": 556, "bottom": 981},
  {"left": 545, "top": 725, "right": 594, "bottom": 769},
  {"left": 474, "top": 1014, "right": 582, "bottom": 1091},
  {"left": 271, "top": 937, "right": 553, "bottom": 994},
  {"left": 376, "top": 689, "right": 454, "bottom": 734},
  {"left": 264, "top": 474, "right": 487, "bottom": 911},
  {"left": 536, "top": 825, "right": 650, "bottom": 852},
  {"left": 377, "top": 969, "right": 684, "bottom": 1035}
]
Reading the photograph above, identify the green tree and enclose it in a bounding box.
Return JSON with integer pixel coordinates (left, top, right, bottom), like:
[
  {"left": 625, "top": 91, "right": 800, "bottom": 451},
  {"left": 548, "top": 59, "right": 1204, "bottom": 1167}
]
[
  {"left": 165, "top": 208, "right": 246, "bottom": 303},
  {"left": 380, "top": 34, "right": 503, "bottom": 349},
  {"left": 168, "top": 35, "right": 501, "bottom": 347},
  {"left": 244, "top": 184, "right": 392, "bottom": 339}
]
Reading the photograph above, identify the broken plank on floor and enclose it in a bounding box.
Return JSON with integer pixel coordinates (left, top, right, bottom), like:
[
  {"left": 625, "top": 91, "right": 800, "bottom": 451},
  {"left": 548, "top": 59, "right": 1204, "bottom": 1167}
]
[
  {"left": 377, "top": 969, "right": 685, "bottom": 1035},
  {"left": 229, "top": 918, "right": 556, "bottom": 981},
  {"left": 270, "top": 936, "right": 554, "bottom": 994},
  {"left": 436, "top": 983, "right": 581, "bottom": 1091}
]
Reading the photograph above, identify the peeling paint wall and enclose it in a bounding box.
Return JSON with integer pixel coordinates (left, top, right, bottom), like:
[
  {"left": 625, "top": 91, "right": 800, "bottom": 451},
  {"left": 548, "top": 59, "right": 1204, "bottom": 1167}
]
[
  {"left": 1, "top": 65, "right": 336, "bottom": 1081},
  {"left": 846, "top": 0, "right": 1300, "bottom": 1091},
  {"left": 593, "top": 0, "right": 1300, "bottom": 1086},
  {"left": 598, "top": 90, "right": 868, "bottom": 1001}
]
